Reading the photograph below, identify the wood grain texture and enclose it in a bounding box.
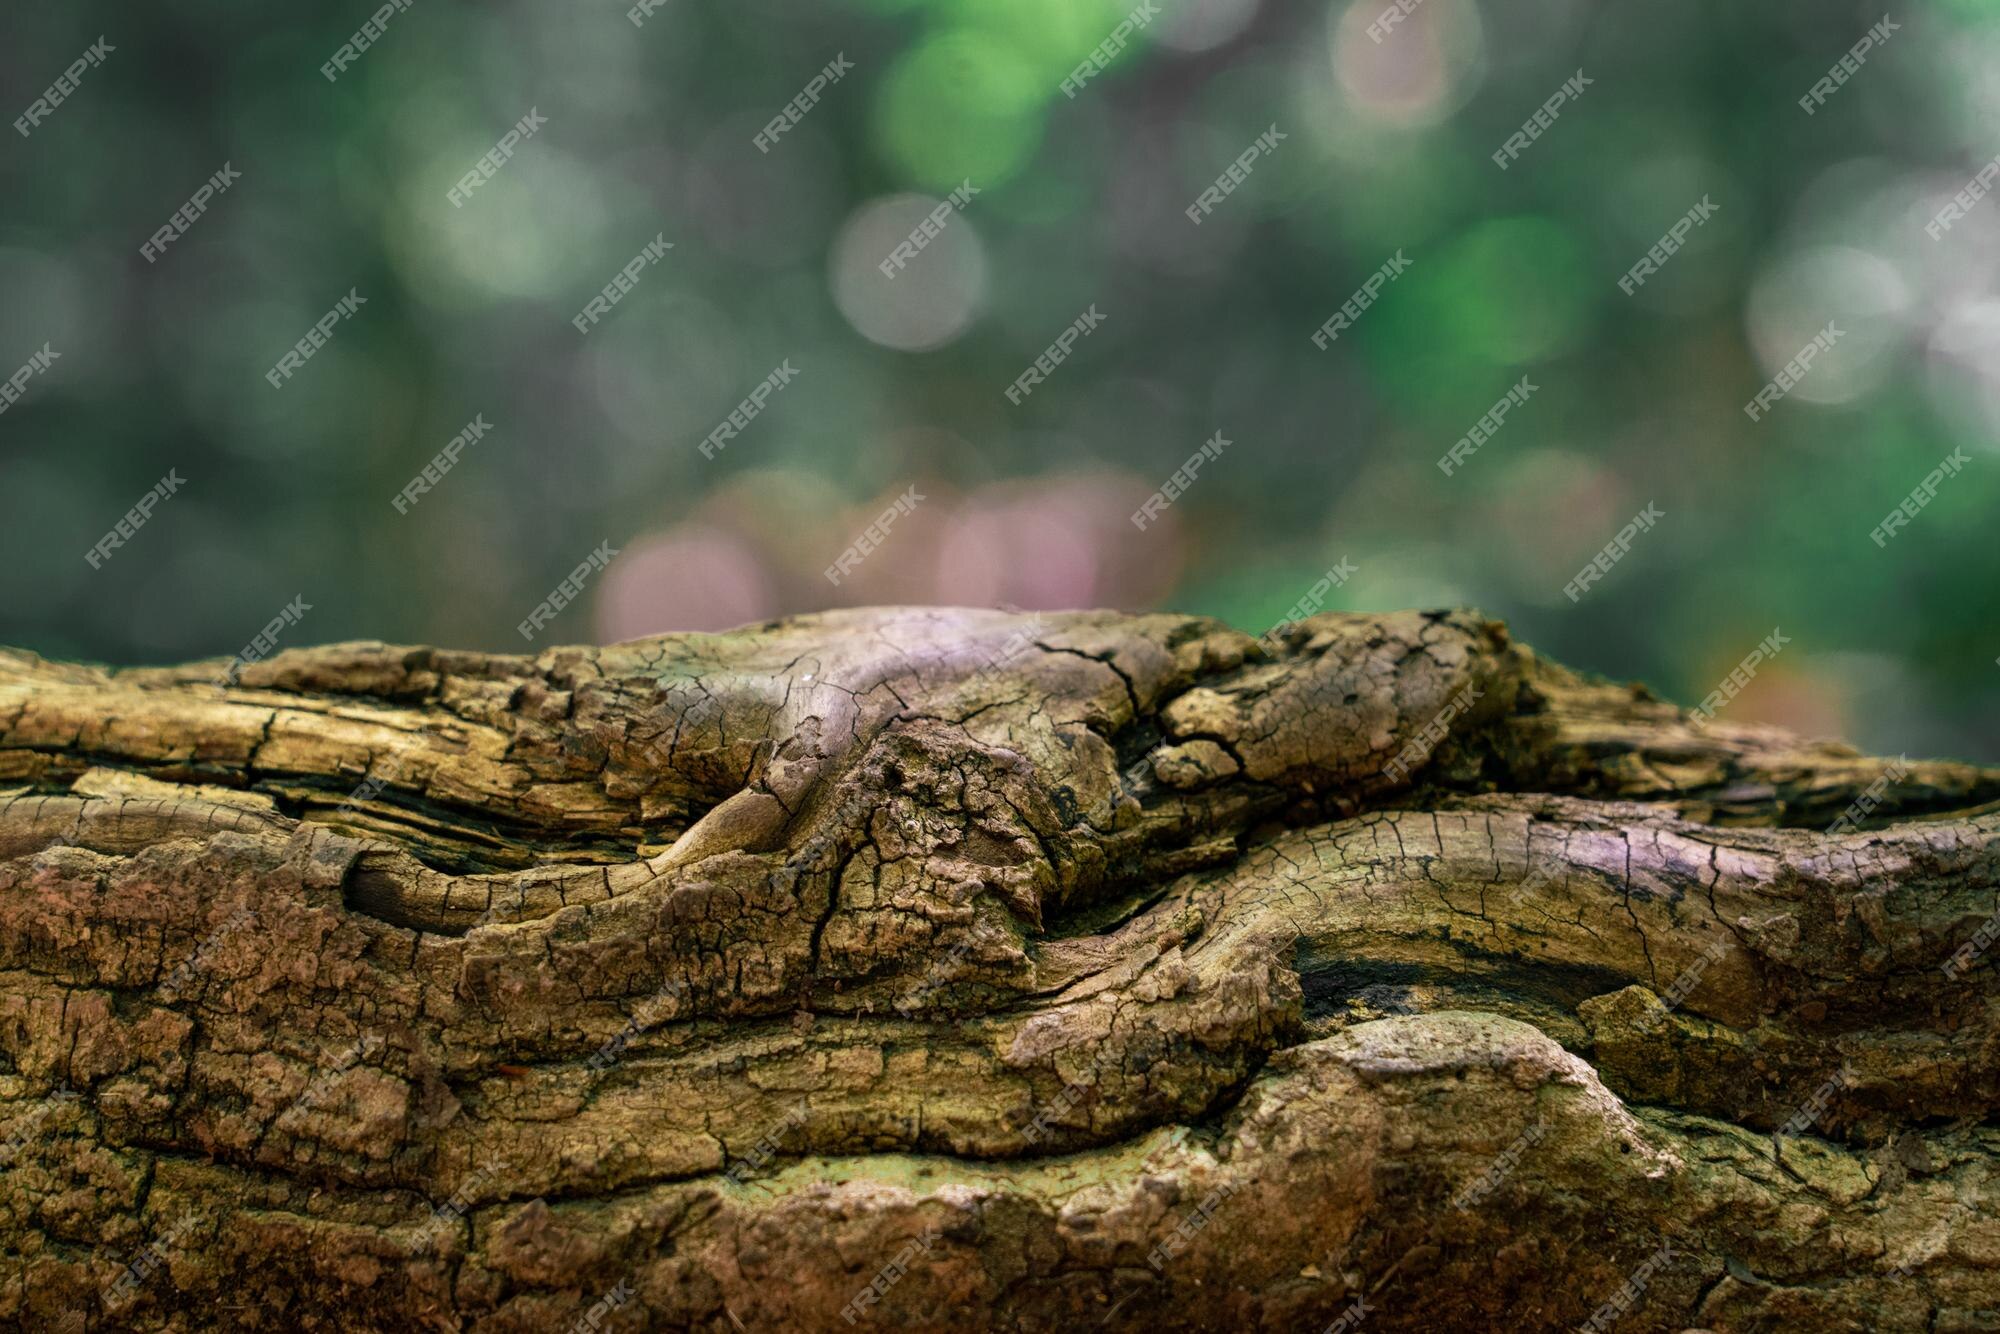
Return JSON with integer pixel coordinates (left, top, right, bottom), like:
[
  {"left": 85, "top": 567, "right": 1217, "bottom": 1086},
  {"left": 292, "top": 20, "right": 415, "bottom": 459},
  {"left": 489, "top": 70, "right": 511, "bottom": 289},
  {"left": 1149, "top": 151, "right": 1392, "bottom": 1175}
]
[{"left": 1, "top": 607, "right": 1995, "bottom": 1331}]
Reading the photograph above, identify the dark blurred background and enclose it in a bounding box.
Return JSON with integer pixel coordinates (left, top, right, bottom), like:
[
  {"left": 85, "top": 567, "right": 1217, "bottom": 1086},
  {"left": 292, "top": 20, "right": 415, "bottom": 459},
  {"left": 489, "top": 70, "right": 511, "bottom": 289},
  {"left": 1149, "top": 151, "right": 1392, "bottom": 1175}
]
[{"left": 2, "top": 0, "right": 1995, "bottom": 760}]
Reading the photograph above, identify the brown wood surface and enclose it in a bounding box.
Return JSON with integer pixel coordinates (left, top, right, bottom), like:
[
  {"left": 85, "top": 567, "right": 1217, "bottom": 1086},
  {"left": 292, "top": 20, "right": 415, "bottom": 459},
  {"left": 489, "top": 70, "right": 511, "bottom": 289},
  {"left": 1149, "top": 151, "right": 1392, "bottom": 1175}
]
[{"left": 2, "top": 608, "right": 1995, "bottom": 1331}]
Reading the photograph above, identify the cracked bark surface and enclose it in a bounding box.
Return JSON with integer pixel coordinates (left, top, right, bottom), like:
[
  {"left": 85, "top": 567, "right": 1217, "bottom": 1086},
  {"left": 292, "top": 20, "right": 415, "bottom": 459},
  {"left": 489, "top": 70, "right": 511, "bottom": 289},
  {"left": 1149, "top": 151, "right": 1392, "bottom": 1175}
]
[{"left": 2, "top": 606, "right": 1997, "bottom": 1332}]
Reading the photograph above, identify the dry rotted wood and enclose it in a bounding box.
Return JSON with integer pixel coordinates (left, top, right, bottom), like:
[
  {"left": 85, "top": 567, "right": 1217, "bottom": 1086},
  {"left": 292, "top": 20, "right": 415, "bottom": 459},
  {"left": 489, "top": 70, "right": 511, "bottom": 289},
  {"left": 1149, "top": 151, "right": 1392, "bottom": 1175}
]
[{"left": 1, "top": 608, "right": 1997, "bottom": 1331}]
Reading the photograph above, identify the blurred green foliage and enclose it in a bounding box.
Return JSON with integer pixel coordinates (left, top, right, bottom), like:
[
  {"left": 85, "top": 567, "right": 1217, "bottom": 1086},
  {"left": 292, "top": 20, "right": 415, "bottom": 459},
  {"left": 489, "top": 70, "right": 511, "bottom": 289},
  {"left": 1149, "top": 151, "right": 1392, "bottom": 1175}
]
[{"left": 1, "top": 0, "right": 1994, "bottom": 760}]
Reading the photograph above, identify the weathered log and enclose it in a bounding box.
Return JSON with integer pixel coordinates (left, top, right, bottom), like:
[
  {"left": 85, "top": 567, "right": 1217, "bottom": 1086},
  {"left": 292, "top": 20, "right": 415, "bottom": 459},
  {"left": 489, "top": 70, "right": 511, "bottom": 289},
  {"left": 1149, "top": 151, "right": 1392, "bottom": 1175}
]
[{"left": 1, "top": 607, "right": 1995, "bottom": 1331}]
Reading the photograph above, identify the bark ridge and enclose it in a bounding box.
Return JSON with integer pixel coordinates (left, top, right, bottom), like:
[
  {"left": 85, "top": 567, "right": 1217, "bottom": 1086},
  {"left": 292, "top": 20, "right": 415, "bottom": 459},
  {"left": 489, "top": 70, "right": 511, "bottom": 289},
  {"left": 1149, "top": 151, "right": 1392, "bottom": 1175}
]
[{"left": 1, "top": 607, "right": 1995, "bottom": 1331}]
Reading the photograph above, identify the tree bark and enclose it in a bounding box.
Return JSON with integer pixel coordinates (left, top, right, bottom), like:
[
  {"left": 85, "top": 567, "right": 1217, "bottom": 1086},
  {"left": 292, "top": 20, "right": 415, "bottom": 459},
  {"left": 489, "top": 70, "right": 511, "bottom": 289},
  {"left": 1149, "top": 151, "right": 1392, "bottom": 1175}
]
[{"left": 2, "top": 607, "right": 1996, "bottom": 1332}]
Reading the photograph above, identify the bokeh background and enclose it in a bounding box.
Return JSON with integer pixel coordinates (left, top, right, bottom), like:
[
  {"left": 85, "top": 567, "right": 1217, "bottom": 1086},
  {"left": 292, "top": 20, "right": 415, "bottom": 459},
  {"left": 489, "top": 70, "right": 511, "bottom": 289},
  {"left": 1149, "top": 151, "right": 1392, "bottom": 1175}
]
[{"left": 2, "top": 0, "right": 1995, "bottom": 761}]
